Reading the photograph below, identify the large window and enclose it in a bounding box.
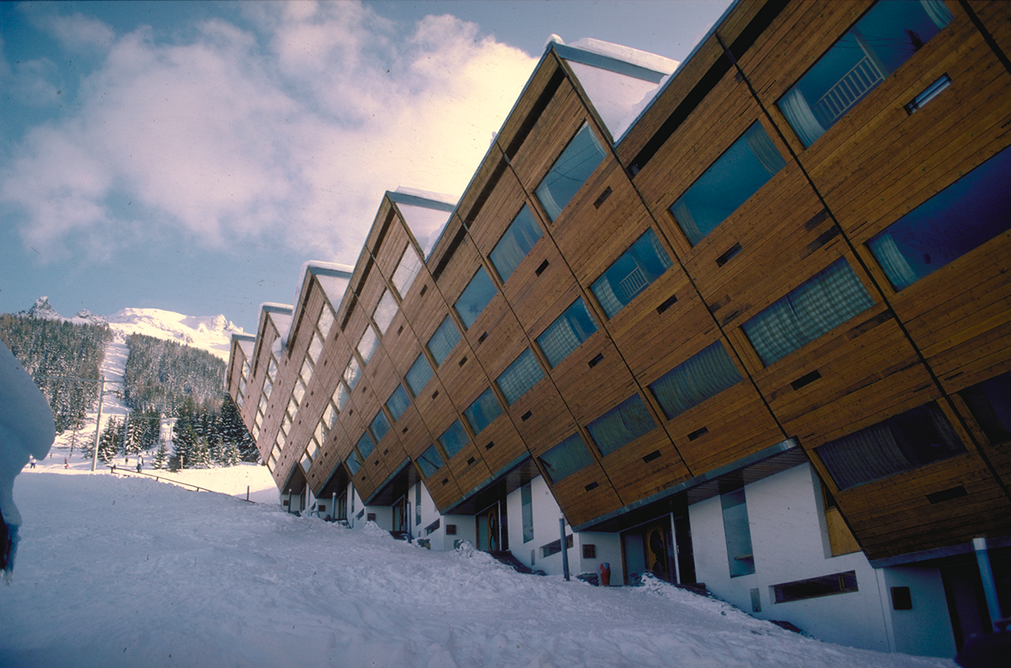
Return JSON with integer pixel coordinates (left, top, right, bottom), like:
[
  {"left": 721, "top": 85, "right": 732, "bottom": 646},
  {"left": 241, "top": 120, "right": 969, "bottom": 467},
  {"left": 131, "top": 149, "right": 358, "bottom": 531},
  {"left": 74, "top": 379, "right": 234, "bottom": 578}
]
[
  {"left": 649, "top": 342, "right": 743, "bottom": 420},
  {"left": 586, "top": 395, "right": 657, "bottom": 457},
  {"left": 591, "top": 229, "right": 673, "bottom": 319},
  {"left": 343, "top": 358, "right": 362, "bottom": 390},
  {"left": 741, "top": 259, "right": 875, "bottom": 366},
  {"left": 346, "top": 449, "right": 363, "bottom": 474},
  {"left": 779, "top": 0, "right": 954, "bottom": 147},
  {"left": 332, "top": 379, "right": 351, "bottom": 411},
  {"left": 816, "top": 402, "right": 965, "bottom": 490},
  {"left": 495, "top": 348, "right": 545, "bottom": 405},
  {"left": 373, "top": 289, "right": 398, "bottom": 334},
  {"left": 721, "top": 485, "right": 756, "bottom": 578},
  {"left": 405, "top": 353, "right": 434, "bottom": 396},
  {"left": 670, "top": 122, "right": 786, "bottom": 245},
  {"left": 438, "top": 420, "right": 470, "bottom": 459},
  {"left": 869, "top": 145, "right": 1011, "bottom": 292},
  {"left": 490, "top": 205, "right": 542, "bottom": 283},
  {"left": 961, "top": 371, "right": 1011, "bottom": 444},
  {"left": 369, "top": 410, "right": 391, "bottom": 443},
  {"left": 427, "top": 315, "right": 461, "bottom": 366},
  {"left": 536, "top": 298, "right": 597, "bottom": 368},
  {"left": 357, "top": 326, "right": 379, "bottom": 364},
  {"left": 386, "top": 384, "right": 411, "bottom": 422},
  {"left": 463, "top": 388, "right": 503, "bottom": 435},
  {"left": 417, "top": 444, "right": 444, "bottom": 478},
  {"left": 538, "top": 433, "right": 594, "bottom": 484},
  {"left": 454, "top": 267, "right": 497, "bottom": 329},
  {"left": 356, "top": 432, "right": 375, "bottom": 460},
  {"left": 318, "top": 302, "right": 336, "bottom": 340},
  {"left": 392, "top": 245, "right": 423, "bottom": 297},
  {"left": 535, "top": 124, "right": 608, "bottom": 221}
]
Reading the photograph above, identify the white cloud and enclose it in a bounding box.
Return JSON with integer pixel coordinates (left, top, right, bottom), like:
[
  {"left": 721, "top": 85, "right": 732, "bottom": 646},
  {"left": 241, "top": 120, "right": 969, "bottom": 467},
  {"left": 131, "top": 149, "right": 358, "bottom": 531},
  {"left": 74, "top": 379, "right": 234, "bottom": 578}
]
[
  {"left": 22, "top": 5, "right": 115, "bottom": 52},
  {"left": 0, "top": 2, "right": 536, "bottom": 265}
]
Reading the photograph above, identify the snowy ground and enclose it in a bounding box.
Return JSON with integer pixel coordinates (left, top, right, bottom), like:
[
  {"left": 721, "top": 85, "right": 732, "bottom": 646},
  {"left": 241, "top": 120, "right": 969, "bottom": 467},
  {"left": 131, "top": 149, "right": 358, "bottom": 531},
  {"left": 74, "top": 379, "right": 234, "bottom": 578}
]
[{"left": 1, "top": 460, "right": 956, "bottom": 668}]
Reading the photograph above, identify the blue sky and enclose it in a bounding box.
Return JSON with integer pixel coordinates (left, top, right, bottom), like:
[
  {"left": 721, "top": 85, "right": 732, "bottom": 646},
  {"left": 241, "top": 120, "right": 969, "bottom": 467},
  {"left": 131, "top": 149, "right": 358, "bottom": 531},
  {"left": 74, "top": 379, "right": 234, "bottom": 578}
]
[{"left": 0, "top": 0, "right": 731, "bottom": 333}]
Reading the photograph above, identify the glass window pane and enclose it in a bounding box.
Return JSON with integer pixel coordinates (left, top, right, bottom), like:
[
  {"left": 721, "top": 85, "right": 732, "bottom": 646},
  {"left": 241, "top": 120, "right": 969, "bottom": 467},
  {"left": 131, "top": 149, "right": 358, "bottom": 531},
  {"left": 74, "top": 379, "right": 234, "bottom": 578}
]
[
  {"left": 343, "top": 358, "right": 362, "bottom": 390},
  {"left": 961, "top": 371, "right": 1011, "bottom": 444},
  {"left": 427, "top": 315, "right": 461, "bottom": 366},
  {"left": 308, "top": 331, "right": 324, "bottom": 363},
  {"left": 741, "top": 259, "right": 875, "bottom": 366},
  {"left": 454, "top": 267, "right": 497, "bottom": 329},
  {"left": 417, "top": 444, "right": 444, "bottom": 478},
  {"left": 386, "top": 385, "right": 411, "bottom": 423},
  {"left": 392, "top": 245, "right": 423, "bottom": 297},
  {"left": 463, "top": 388, "right": 503, "bottom": 435},
  {"left": 356, "top": 431, "right": 375, "bottom": 459},
  {"left": 586, "top": 394, "right": 657, "bottom": 457},
  {"left": 535, "top": 124, "right": 608, "bottom": 221},
  {"left": 357, "top": 326, "right": 379, "bottom": 364},
  {"left": 405, "top": 353, "right": 435, "bottom": 396},
  {"left": 332, "top": 379, "right": 351, "bottom": 410},
  {"left": 438, "top": 420, "right": 470, "bottom": 459},
  {"left": 649, "top": 341, "right": 743, "bottom": 419},
  {"left": 670, "top": 122, "right": 786, "bottom": 245},
  {"left": 537, "top": 298, "right": 598, "bottom": 368},
  {"left": 318, "top": 303, "right": 335, "bottom": 339},
  {"left": 490, "top": 205, "right": 543, "bottom": 283},
  {"left": 816, "top": 402, "right": 965, "bottom": 491},
  {"left": 779, "top": 0, "right": 953, "bottom": 147},
  {"left": 323, "top": 402, "right": 338, "bottom": 430},
  {"left": 591, "top": 229, "right": 673, "bottom": 319},
  {"left": 869, "top": 144, "right": 1011, "bottom": 291},
  {"left": 721, "top": 486, "right": 756, "bottom": 577},
  {"left": 369, "top": 410, "right": 391, "bottom": 443},
  {"left": 495, "top": 348, "right": 545, "bottom": 405},
  {"left": 374, "top": 289, "right": 398, "bottom": 334},
  {"left": 538, "top": 433, "right": 594, "bottom": 484},
  {"left": 347, "top": 449, "right": 362, "bottom": 474}
]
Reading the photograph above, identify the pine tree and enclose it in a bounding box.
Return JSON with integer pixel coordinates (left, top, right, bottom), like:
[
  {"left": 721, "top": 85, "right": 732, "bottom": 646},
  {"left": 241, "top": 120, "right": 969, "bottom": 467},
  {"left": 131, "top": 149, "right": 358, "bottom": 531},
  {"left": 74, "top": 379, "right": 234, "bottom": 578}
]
[
  {"left": 153, "top": 438, "right": 169, "bottom": 470},
  {"left": 97, "top": 418, "right": 122, "bottom": 464}
]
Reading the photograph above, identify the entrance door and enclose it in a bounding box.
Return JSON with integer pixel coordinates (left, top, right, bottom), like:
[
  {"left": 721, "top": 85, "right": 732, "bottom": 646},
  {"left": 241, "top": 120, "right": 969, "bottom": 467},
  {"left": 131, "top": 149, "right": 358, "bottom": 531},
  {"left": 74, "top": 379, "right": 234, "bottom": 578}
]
[
  {"left": 644, "top": 520, "right": 673, "bottom": 582},
  {"left": 476, "top": 503, "right": 500, "bottom": 552},
  {"left": 674, "top": 512, "right": 697, "bottom": 585},
  {"left": 392, "top": 495, "right": 408, "bottom": 534}
]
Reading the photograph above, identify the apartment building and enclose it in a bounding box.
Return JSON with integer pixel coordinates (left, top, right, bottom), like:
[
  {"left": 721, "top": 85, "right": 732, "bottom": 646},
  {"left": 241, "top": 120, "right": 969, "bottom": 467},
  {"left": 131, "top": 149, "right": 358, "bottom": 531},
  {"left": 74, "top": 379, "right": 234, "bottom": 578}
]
[{"left": 227, "top": 0, "right": 1011, "bottom": 656}]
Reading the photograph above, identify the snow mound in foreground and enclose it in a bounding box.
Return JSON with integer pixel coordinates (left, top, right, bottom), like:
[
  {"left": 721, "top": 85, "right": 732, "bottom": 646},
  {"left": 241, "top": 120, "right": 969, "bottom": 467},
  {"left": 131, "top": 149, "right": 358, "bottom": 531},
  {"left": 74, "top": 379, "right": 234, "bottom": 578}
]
[{"left": 0, "top": 471, "right": 955, "bottom": 668}]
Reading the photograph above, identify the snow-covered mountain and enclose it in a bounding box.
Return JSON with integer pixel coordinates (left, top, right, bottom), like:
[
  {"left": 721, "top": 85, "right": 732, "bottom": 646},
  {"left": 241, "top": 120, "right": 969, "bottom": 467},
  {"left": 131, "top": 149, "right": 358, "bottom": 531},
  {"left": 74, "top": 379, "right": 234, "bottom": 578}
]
[{"left": 14, "top": 297, "right": 244, "bottom": 360}]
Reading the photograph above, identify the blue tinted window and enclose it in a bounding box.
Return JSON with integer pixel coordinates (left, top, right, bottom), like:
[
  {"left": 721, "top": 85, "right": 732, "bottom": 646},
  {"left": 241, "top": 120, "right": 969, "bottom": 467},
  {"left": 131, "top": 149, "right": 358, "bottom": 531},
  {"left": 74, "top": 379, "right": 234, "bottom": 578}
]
[
  {"left": 357, "top": 432, "right": 376, "bottom": 459},
  {"left": 586, "top": 395, "right": 657, "bottom": 457},
  {"left": 454, "top": 267, "right": 497, "bottom": 329},
  {"left": 649, "top": 342, "right": 743, "bottom": 419},
  {"left": 779, "top": 0, "right": 953, "bottom": 147},
  {"left": 536, "top": 124, "right": 607, "bottom": 221},
  {"left": 495, "top": 349, "right": 545, "bottom": 405},
  {"left": 722, "top": 486, "right": 756, "bottom": 577},
  {"left": 386, "top": 385, "right": 410, "bottom": 422},
  {"left": 869, "top": 145, "right": 1011, "bottom": 291},
  {"left": 405, "top": 353, "right": 434, "bottom": 396},
  {"left": 438, "top": 420, "right": 470, "bottom": 459},
  {"left": 463, "top": 388, "right": 503, "bottom": 435},
  {"left": 670, "top": 122, "right": 786, "bottom": 245},
  {"left": 427, "top": 315, "right": 461, "bottom": 366},
  {"left": 538, "top": 433, "right": 594, "bottom": 484},
  {"left": 591, "top": 229, "right": 673, "bottom": 319},
  {"left": 490, "top": 205, "right": 543, "bottom": 282},
  {"left": 417, "top": 444, "right": 444, "bottom": 478},
  {"left": 346, "top": 449, "right": 362, "bottom": 474},
  {"left": 961, "top": 371, "right": 1011, "bottom": 444},
  {"left": 537, "top": 298, "right": 598, "bottom": 368},
  {"left": 742, "top": 259, "right": 874, "bottom": 366},
  {"left": 369, "top": 410, "right": 391, "bottom": 443}
]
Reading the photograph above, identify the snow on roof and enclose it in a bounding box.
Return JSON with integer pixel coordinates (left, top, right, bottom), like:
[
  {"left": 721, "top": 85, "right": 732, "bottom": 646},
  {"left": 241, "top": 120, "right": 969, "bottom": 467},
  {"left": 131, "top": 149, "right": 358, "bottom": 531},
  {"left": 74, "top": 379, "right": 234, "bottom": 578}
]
[
  {"left": 231, "top": 334, "right": 256, "bottom": 360},
  {"left": 551, "top": 38, "right": 678, "bottom": 141},
  {"left": 285, "top": 261, "right": 353, "bottom": 348},
  {"left": 388, "top": 189, "right": 457, "bottom": 260}
]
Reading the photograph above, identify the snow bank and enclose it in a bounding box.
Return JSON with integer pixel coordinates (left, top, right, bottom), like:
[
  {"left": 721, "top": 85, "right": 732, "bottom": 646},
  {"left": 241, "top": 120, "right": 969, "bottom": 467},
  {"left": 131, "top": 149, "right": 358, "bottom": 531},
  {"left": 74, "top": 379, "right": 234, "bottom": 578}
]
[{"left": 0, "top": 466, "right": 955, "bottom": 668}]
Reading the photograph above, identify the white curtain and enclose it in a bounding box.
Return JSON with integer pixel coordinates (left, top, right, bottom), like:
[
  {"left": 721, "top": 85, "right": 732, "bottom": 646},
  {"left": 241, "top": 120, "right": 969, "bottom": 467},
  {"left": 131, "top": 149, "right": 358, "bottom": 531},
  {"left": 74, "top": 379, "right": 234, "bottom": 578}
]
[
  {"left": 745, "top": 123, "right": 786, "bottom": 175},
  {"left": 671, "top": 198, "right": 703, "bottom": 246},
  {"left": 779, "top": 88, "right": 826, "bottom": 148},
  {"left": 650, "top": 342, "right": 743, "bottom": 419},
  {"left": 921, "top": 0, "right": 954, "bottom": 28},
  {"left": 869, "top": 233, "right": 918, "bottom": 291}
]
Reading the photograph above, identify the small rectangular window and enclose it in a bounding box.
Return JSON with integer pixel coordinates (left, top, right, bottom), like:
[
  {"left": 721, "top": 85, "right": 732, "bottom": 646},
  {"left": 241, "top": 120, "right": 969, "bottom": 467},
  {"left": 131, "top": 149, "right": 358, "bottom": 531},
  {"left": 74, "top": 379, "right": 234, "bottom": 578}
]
[
  {"left": 357, "top": 326, "right": 379, "bottom": 364},
  {"left": 417, "top": 444, "right": 444, "bottom": 478},
  {"left": 490, "top": 204, "right": 543, "bottom": 282},
  {"left": 343, "top": 358, "right": 362, "bottom": 390},
  {"left": 427, "top": 315, "right": 461, "bottom": 366},
  {"left": 741, "top": 259, "right": 874, "bottom": 366},
  {"left": 961, "top": 370, "right": 1011, "bottom": 444},
  {"left": 392, "top": 245, "right": 423, "bottom": 297},
  {"left": 649, "top": 341, "right": 743, "bottom": 419},
  {"left": 586, "top": 394, "right": 657, "bottom": 457},
  {"left": 521, "top": 483, "right": 534, "bottom": 543},
  {"left": 356, "top": 431, "right": 375, "bottom": 460},
  {"left": 438, "top": 420, "right": 470, "bottom": 459},
  {"left": 386, "top": 384, "right": 411, "bottom": 423},
  {"left": 816, "top": 402, "right": 965, "bottom": 490},
  {"left": 773, "top": 571, "right": 858, "bottom": 603},
  {"left": 591, "top": 229, "right": 673, "bottom": 319},
  {"left": 670, "top": 122, "right": 786, "bottom": 245},
  {"left": 318, "top": 303, "right": 336, "bottom": 339},
  {"left": 538, "top": 433, "right": 594, "bottom": 484},
  {"left": 537, "top": 298, "right": 598, "bottom": 368},
  {"left": 463, "top": 388, "right": 504, "bottom": 435},
  {"left": 868, "top": 144, "right": 1011, "bottom": 292},
  {"left": 535, "top": 124, "right": 607, "bottom": 221},
  {"left": 778, "top": 0, "right": 953, "bottom": 147},
  {"left": 405, "top": 353, "right": 435, "bottom": 396},
  {"left": 373, "top": 289, "right": 398, "bottom": 334},
  {"left": 722, "top": 485, "right": 756, "bottom": 577},
  {"left": 495, "top": 348, "right": 545, "bottom": 405},
  {"left": 454, "top": 266, "right": 497, "bottom": 329},
  {"left": 346, "top": 449, "right": 363, "bottom": 474},
  {"left": 369, "top": 410, "right": 391, "bottom": 444}
]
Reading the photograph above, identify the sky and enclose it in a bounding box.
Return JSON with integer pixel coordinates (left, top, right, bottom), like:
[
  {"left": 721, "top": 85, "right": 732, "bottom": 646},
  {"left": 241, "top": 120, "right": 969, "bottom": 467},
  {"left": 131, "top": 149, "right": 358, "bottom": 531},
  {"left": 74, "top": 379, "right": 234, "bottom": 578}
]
[{"left": 0, "top": 0, "right": 733, "bottom": 334}]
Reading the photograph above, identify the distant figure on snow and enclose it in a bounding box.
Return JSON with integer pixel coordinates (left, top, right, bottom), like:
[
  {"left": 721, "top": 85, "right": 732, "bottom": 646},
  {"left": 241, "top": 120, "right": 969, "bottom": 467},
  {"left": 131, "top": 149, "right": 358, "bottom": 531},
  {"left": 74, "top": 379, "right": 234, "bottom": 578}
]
[
  {"left": 28, "top": 456, "right": 35, "bottom": 469},
  {"left": 0, "top": 341, "right": 56, "bottom": 584}
]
